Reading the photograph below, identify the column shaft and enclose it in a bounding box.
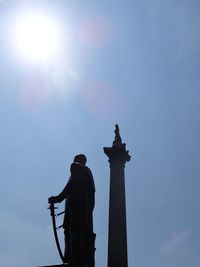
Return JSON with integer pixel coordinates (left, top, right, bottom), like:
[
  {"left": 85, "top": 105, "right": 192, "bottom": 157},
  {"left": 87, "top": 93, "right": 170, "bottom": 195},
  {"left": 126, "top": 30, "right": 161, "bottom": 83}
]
[{"left": 108, "top": 162, "right": 128, "bottom": 267}]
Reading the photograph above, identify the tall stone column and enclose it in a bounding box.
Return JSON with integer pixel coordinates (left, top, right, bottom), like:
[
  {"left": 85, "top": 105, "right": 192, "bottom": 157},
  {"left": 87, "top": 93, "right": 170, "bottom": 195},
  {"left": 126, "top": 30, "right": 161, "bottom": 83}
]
[{"left": 104, "top": 125, "right": 131, "bottom": 267}]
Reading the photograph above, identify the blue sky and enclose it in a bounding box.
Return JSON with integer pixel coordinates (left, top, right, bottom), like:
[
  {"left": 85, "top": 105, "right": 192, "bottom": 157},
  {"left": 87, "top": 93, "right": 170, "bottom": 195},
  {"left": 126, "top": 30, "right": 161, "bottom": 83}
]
[{"left": 0, "top": 0, "right": 200, "bottom": 266}]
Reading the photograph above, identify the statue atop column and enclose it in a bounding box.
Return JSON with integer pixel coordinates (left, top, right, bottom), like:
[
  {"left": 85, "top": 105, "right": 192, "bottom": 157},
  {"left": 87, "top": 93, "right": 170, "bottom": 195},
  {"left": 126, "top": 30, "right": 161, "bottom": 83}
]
[
  {"left": 112, "top": 124, "right": 122, "bottom": 147},
  {"left": 104, "top": 124, "right": 131, "bottom": 163}
]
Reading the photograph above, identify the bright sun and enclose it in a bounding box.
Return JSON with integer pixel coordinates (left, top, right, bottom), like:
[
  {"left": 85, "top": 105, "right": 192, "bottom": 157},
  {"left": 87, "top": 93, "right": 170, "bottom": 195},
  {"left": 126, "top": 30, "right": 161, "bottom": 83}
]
[{"left": 14, "top": 12, "right": 61, "bottom": 63}]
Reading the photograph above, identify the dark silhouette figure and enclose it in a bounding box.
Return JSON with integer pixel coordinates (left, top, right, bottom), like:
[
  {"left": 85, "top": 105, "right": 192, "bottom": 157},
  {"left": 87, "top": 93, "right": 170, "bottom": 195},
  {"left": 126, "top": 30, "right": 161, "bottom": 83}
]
[
  {"left": 113, "top": 124, "right": 122, "bottom": 147},
  {"left": 48, "top": 154, "right": 95, "bottom": 267}
]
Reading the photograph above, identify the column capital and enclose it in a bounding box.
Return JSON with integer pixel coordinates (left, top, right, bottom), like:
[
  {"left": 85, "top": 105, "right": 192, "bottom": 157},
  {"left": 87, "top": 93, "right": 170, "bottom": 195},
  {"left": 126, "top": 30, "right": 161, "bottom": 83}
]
[{"left": 103, "top": 124, "right": 131, "bottom": 164}]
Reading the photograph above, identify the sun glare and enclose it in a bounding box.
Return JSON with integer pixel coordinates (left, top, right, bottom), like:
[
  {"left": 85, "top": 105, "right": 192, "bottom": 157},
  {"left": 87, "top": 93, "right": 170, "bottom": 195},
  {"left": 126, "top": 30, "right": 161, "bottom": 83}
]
[{"left": 14, "top": 12, "right": 61, "bottom": 63}]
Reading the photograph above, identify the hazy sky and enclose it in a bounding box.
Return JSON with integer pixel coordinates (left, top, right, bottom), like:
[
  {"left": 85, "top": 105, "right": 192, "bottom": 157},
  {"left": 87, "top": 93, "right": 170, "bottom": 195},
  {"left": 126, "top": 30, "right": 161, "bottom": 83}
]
[{"left": 0, "top": 0, "right": 200, "bottom": 266}]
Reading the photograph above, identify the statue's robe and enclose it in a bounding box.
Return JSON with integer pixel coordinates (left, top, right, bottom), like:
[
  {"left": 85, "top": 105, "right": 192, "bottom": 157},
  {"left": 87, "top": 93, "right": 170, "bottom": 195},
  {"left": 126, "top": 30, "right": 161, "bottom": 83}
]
[{"left": 54, "top": 162, "right": 95, "bottom": 266}]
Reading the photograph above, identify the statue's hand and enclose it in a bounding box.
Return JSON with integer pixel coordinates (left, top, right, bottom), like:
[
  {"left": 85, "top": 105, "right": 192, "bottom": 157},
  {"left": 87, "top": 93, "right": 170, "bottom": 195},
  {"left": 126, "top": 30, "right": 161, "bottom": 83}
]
[{"left": 48, "top": 196, "right": 56, "bottom": 204}]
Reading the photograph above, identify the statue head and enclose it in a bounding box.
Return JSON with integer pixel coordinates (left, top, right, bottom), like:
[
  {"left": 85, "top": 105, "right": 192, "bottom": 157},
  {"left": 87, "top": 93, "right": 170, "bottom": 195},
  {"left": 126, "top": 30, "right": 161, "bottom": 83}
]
[{"left": 73, "top": 154, "right": 87, "bottom": 165}]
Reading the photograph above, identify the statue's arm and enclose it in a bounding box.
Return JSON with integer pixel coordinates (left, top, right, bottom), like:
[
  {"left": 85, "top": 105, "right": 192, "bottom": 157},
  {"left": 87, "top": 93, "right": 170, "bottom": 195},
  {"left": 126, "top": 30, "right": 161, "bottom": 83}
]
[
  {"left": 88, "top": 168, "right": 95, "bottom": 193},
  {"left": 86, "top": 167, "right": 95, "bottom": 210},
  {"left": 48, "top": 178, "right": 72, "bottom": 204}
]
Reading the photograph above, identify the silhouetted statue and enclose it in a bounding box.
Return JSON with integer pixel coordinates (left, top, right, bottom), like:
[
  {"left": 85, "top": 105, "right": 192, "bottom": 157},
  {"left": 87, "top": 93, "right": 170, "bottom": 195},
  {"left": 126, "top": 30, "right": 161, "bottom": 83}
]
[
  {"left": 48, "top": 154, "right": 96, "bottom": 267},
  {"left": 113, "top": 124, "right": 122, "bottom": 147}
]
